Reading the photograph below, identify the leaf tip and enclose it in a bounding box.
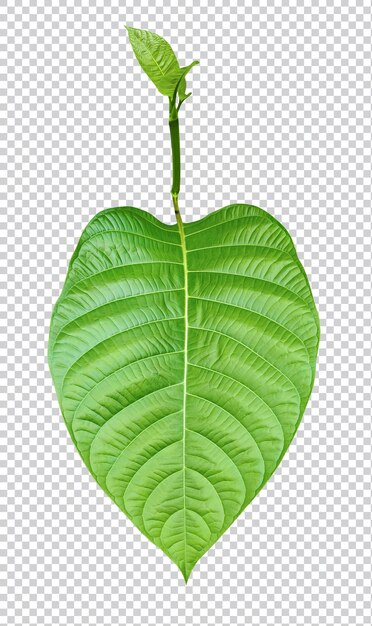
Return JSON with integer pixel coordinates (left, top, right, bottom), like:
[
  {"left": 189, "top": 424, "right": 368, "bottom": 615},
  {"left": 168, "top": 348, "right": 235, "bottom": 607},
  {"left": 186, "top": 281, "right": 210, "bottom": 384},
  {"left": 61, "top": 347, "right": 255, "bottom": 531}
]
[
  {"left": 181, "top": 570, "right": 190, "bottom": 583},
  {"left": 125, "top": 24, "right": 138, "bottom": 40},
  {"left": 179, "top": 562, "right": 194, "bottom": 583}
]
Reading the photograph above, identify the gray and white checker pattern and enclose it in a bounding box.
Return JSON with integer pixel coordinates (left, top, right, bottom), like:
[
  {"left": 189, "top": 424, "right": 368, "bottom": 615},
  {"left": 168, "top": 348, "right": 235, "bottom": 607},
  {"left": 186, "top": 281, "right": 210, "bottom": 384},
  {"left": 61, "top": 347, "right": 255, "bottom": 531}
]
[{"left": 2, "top": 0, "right": 372, "bottom": 624}]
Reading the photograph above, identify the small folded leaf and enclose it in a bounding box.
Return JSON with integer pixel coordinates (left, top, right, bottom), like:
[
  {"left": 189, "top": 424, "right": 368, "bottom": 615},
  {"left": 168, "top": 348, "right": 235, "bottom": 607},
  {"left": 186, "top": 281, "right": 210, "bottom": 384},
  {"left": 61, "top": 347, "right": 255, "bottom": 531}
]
[
  {"left": 126, "top": 25, "right": 198, "bottom": 102},
  {"left": 171, "top": 62, "right": 199, "bottom": 106},
  {"left": 177, "top": 78, "right": 191, "bottom": 105}
]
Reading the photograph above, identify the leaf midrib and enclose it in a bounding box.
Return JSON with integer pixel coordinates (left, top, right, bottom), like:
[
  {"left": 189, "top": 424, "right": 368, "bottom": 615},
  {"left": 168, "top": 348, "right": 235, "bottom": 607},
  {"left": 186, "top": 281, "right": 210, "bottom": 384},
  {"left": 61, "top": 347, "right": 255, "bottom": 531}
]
[{"left": 176, "top": 214, "right": 189, "bottom": 574}]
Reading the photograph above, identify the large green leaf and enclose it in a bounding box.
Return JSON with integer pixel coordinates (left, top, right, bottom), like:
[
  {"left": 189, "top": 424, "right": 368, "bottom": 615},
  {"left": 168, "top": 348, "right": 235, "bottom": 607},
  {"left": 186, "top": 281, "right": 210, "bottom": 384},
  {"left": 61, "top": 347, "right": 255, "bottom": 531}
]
[{"left": 49, "top": 203, "right": 319, "bottom": 581}]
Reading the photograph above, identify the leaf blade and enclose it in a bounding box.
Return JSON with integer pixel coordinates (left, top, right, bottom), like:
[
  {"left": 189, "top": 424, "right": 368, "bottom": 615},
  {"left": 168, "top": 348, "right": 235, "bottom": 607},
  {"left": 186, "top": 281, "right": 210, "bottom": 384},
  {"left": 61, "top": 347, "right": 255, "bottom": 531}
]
[{"left": 49, "top": 204, "right": 319, "bottom": 581}]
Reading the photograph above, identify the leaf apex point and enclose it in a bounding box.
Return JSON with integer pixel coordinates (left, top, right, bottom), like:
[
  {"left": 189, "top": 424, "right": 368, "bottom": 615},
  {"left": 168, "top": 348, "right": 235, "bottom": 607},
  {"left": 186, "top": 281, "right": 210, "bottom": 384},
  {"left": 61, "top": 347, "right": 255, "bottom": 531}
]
[
  {"left": 182, "top": 571, "right": 190, "bottom": 583},
  {"left": 179, "top": 563, "right": 194, "bottom": 583}
]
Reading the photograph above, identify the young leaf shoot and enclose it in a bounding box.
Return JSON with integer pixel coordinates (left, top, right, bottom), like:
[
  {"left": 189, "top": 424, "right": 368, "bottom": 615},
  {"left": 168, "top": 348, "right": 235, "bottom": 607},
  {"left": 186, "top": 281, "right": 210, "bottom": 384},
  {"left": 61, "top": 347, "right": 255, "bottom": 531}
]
[{"left": 48, "top": 27, "right": 320, "bottom": 582}]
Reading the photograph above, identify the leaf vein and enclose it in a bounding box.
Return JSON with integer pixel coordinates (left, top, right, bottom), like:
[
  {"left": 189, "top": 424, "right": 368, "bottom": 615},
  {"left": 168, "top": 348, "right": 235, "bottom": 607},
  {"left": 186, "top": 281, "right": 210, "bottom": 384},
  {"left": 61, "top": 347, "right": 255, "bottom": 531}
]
[
  {"left": 77, "top": 228, "right": 182, "bottom": 249},
  {"left": 184, "top": 214, "right": 268, "bottom": 238},
  {"left": 185, "top": 429, "right": 247, "bottom": 514},
  {"left": 188, "top": 363, "right": 286, "bottom": 443},
  {"left": 62, "top": 260, "right": 183, "bottom": 298},
  {"left": 189, "top": 270, "right": 312, "bottom": 309},
  {"left": 189, "top": 295, "right": 310, "bottom": 353},
  {"left": 99, "top": 410, "right": 183, "bottom": 485},
  {"left": 186, "top": 392, "right": 266, "bottom": 471},
  {"left": 189, "top": 325, "right": 302, "bottom": 402},
  {"left": 52, "top": 288, "right": 184, "bottom": 347},
  {"left": 70, "top": 361, "right": 183, "bottom": 434},
  {"left": 61, "top": 317, "right": 184, "bottom": 392}
]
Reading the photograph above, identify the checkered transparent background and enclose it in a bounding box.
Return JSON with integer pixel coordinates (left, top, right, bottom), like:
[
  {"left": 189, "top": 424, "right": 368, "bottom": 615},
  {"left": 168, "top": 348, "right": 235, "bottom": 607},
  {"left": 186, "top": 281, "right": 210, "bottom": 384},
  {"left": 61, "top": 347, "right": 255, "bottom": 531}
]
[{"left": 2, "top": 0, "right": 372, "bottom": 624}]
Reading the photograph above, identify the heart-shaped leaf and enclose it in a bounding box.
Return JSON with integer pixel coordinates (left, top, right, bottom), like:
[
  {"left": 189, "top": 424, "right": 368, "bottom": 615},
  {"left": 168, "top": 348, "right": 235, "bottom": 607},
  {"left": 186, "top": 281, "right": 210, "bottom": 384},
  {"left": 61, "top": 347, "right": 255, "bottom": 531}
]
[{"left": 49, "top": 203, "right": 319, "bottom": 580}]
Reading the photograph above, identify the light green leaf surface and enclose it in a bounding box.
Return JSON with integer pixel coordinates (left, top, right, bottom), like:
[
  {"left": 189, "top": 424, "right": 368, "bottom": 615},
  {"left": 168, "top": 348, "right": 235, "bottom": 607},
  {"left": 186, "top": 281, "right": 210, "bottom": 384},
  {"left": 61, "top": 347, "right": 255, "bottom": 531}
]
[
  {"left": 125, "top": 25, "right": 198, "bottom": 102},
  {"left": 49, "top": 203, "right": 319, "bottom": 581}
]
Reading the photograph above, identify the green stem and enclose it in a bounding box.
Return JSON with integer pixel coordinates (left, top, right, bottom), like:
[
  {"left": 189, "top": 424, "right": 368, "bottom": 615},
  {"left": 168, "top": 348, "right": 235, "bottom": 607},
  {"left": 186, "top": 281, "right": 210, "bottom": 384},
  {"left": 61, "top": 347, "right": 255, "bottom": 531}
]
[
  {"left": 169, "top": 114, "right": 181, "bottom": 210},
  {"left": 172, "top": 193, "right": 180, "bottom": 219}
]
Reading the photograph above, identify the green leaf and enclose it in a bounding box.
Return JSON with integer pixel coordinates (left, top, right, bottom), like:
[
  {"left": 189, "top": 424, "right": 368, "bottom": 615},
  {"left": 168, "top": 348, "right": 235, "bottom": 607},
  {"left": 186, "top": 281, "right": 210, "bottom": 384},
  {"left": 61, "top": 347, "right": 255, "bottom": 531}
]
[
  {"left": 126, "top": 25, "right": 198, "bottom": 102},
  {"left": 49, "top": 203, "right": 319, "bottom": 581}
]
